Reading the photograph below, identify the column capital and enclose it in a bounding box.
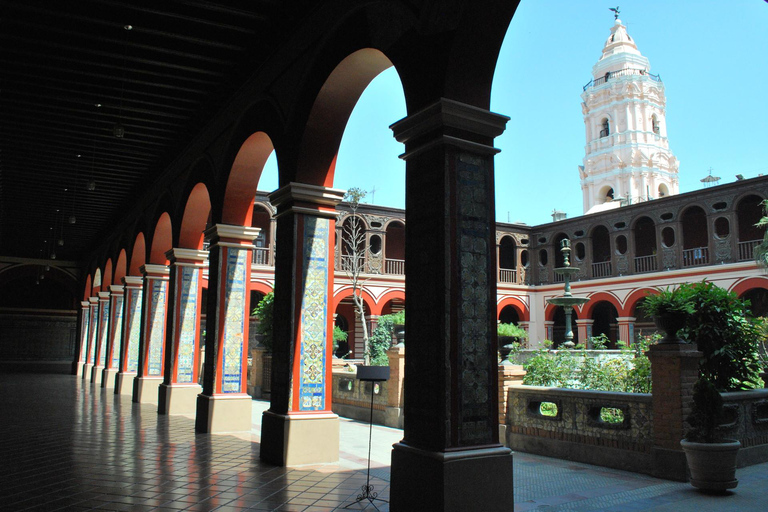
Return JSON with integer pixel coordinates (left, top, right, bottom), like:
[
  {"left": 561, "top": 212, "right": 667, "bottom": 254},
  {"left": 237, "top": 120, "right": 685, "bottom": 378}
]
[
  {"left": 165, "top": 247, "right": 209, "bottom": 265},
  {"left": 269, "top": 182, "right": 345, "bottom": 219},
  {"left": 122, "top": 275, "right": 143, "bottom": 287},
  {"left": 204, "top": 224, "right": 259, "bottom": 247},
  {"left": 390, "top": 98, "right": 509, "bottom": 160},
  {"left": 617, "top": 316, "right": 636, "bottom": 322},
  {"left": 140, "top": 264, "right": 170, "bottom": 278},
  {"left": 81, "top": 300, "right": 91, "bottom": 308},
  {"left": 108, "top": 284, "right": 124, "bottom": 294},
  {"left": 89, "top": 296, "right": 99, "bottom": 305},
  {"left": 97, "top": 291, "right": 110, "bottom": 300},
  {"left": 575, "top": 319, "right": 594, "bottom": 325}
]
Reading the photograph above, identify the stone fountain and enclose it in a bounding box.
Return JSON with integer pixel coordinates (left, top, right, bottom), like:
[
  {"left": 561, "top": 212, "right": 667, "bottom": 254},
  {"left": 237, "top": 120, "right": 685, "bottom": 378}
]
[{"left": 546, "top": 239, "right": 590, "bottom": 348}]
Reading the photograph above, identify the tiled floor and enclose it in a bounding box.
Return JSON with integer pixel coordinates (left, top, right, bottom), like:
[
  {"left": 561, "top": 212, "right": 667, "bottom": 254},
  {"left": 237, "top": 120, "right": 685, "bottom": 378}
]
[{"left": 1, "top": 364, "right": 767, "bottom": 511}]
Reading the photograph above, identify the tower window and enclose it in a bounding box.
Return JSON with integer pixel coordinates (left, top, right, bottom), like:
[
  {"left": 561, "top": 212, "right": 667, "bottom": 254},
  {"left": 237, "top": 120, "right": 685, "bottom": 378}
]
[
  {"left": 600, "top": 118, "right": 610, "bottom": 138},
  {"left": 652, "top": 115, "right": 660, "bottom": 134}
]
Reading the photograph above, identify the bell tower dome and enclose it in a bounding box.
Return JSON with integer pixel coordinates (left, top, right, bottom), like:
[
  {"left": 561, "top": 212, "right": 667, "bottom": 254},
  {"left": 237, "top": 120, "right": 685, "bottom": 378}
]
[{"left": 579, "top": 16, "right": 679, "bottom": 214}]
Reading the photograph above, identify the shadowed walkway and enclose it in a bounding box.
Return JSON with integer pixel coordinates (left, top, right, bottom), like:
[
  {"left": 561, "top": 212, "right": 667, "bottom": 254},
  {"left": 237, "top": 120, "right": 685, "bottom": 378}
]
[{"left": 0, "top": 365, "right": 766, "bottom": 511}]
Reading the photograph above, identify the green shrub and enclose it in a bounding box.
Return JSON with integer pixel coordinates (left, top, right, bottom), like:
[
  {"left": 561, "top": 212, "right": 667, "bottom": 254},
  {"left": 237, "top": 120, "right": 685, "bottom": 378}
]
[
  {"left": 497, "top": 322, "right": 528, "bottom": 340},
  {"left": 678, "top": 281, "right": 762, "bottom": 391},
  {"left": 252, "top": 292, "right": 274, "bottom": 353},
  {"left": 367, "top": 310, "right": 404, "bottom": 366}
]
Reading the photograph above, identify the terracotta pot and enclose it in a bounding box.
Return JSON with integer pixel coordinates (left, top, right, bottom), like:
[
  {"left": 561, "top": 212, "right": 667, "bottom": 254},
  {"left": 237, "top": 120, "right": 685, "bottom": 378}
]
[
  {"left": 680, "top": 439, "right": 740, "bottom": 491},
  {"left": 653, "top": 313, "right": 686, "bottom": 344}
]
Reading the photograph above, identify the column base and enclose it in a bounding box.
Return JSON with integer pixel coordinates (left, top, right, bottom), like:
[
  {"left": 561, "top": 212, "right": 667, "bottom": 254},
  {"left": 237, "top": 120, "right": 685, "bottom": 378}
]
[
  {"left": 260, "top": 410, "right": 339, "bottom": 466},
  {"left": 101, "top": 368, "right": 118, "bottom": 389},
  {"left": 114, "top": 372, "right": 136, "bottom": 396},
  {"left": 73, "top": 361, "right": 84, "bottom": 376},
  {"left": 132, "top": 376, "right": 163, "bottom": 404},
  {"left": 83, "top": 363, "right": 93, "bottom": 380},
  {"left": 390, "top": 443, "right": 514, "bottom": 512},
  {"left": 91, "top": 365, "right": 105, "bottom": 385},
  {"left": 195, "top": 393, "right": 253, "bottom": 433},
  {"left": 158, "top": 383, "right": 202, "bottom": 415}
]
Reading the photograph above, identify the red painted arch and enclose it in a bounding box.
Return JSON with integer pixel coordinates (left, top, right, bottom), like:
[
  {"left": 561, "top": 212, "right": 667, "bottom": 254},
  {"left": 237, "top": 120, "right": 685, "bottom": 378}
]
[
  {"left": 497, "top": 296, "right": 529, "bottom": 321},
  {"left": 149, "top": 213, "right": 173, "bottom": 265},
  {"left": 222, "top": 132, "right": 273, "bottom": 225},
  {"left": 294, "top": 49, "right": 395, "bottom": 186},
  {"left": 83, "top": 274, "right": 92, "bottom": 301},
  {"left": 580, "top": 291, "right": 622, "bottom": 318},
  {"left": 129, "top": 233, "right": 146, "bottom": 275},
  {"left": 114, "top": 249, "right": 127, "bottom": 284},
  {"left": 730, "top": 276, "right": 768, "bottom": 298},
  {"left": 249, "top": 281, "right": 274, "bottom": 296},
  {"left": 623, "top": 287, "right": 661, "bottom": 316},
  {"left": 179, "top": 183, "right": 211, "bottom": 250},
  {"left": 332, "top": 287, "right": 376, "bottom": 314},
  {"left": 102, "top": 259, "right": 113, "bottom": 289},
  {"left": 373, "top": 290, "right": 406, "bottom": 316}
]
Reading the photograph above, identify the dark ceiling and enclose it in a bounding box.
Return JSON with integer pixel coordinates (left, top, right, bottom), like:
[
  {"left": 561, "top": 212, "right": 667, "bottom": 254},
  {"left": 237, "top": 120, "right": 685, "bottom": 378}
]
[{"left": 0, "top": 0, "right": 311, "bottom": 263}]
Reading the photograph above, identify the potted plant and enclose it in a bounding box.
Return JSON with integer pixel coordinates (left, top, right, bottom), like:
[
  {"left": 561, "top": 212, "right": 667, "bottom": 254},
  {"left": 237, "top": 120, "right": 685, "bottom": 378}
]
[
  {"left": 497, "top": 323, "right": 528, "bottom": 361},
  {"left": 390, "top": 310, "right": 405, "bottom": 345},
  {"left": 680, "top": 377, "right": 740, "bottom": 491},
  {"left": 639, "top": 286, "right": 694, "bottom": 343}
]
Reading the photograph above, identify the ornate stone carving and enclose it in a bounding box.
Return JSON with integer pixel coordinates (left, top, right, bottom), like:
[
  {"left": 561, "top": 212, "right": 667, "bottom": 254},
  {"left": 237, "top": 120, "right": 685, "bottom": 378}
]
[
  {"left": 715, "top": 239, "right": 731, "bottom": 263},
  {"left": 616, "top": 254, "right": 629, "bottom": 275},
  {"left": 662, "top": 247, "right": 676, "bottom": 270}
]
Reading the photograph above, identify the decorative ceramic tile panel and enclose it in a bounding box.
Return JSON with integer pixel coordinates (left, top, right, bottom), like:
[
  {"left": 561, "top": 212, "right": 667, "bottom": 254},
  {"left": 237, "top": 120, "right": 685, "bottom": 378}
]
[
  {"left": 127, "top": 289, "right": 142, "bottom": 372},
  {"left": 222, "top": 248, "right": 246, "bottom": 393},
  {"left": 177, "top": 266, "right": 199, "bottom": 383},
  {"left": 457, "top": 158, "right": 493, "bottom": 445},
  {"left": 88, "top": 305, "right": 99, "bottom": 365},
  {"left": 111, "top": 296, "right": 123, "bottom": 368},
  {"left": 80, "top": 310, "right": 90, "bottom": 363},
  {"left": 147, "top": 280, "right": 167, "bottom": 376},
  {"left": 299, "top": 217, "right": 329, "bottom": 411},
  {"left": 98, "top": 301, "right": 110, "bottom": 365}
]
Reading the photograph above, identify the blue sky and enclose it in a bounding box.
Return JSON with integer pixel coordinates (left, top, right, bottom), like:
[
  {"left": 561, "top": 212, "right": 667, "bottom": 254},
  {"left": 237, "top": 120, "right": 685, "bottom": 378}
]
[{"left": 259, "top": 1, "right": 768, "bottom": 226}]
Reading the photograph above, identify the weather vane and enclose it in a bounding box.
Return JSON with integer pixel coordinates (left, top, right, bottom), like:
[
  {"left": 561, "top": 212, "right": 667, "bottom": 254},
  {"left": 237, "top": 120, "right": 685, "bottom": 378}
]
[{"left": 609, "top": 6, "right": 620, "bottom": 20}]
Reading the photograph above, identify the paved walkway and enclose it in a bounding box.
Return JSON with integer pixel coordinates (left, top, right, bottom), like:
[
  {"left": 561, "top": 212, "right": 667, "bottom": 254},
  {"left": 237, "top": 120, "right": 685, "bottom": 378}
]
[{"left": 1, "top": 364, "right": 766, "bottom": 511}]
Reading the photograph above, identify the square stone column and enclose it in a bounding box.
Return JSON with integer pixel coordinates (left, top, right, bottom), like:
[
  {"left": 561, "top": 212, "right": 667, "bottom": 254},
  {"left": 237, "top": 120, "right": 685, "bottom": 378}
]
[
  {"left": 259, "top": 183, "right": 344, "bottom": 466},
  {"left": 74, "top": 301, "right": 91, "bottom": 377},
  {"left": 647, "top": 343, "right": 702, "bottom": 481},
  {"left": 133, "top": 264, "right": 170, "bottom": 404},
  {"left": 195, "top": 225, "right": 258, "bottom": 433},
  {"left": 575, "top": 319, "right": 594, "bottom": 347},
  {"left": 617, "top": 316, "right": 636, "bottom": 344},
  {"left": 115, "top": 276, "right": 143, "bottom": 396},
  {"left": 91, "top": 291, "right": 111, "bottom": 385},
  {"left": 159, "top": 248, "right": 207, "bottom": 415},
  {"left": 83, "top": 297, "right": 99, "bottom": 381},
  {"left": 389, "top": 98, "right": 513, "bottom": 511},
  {"left": 101, "top": 284, "right": 124, "bottom": 389}
]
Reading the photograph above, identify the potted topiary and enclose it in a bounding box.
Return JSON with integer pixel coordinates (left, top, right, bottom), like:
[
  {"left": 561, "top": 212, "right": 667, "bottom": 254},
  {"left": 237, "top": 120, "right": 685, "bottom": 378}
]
[
  {"left": 497, "top": 323, "right": 528, "bottom": 361},
  {"left": 639, "top": 286, "right": 694, "bottom": 344},
  {"left": 680, "top": 377, "right": 740, "bottom": 491},
  {"left": 333, "top": 326, "right": 350, "bottom": 358}
]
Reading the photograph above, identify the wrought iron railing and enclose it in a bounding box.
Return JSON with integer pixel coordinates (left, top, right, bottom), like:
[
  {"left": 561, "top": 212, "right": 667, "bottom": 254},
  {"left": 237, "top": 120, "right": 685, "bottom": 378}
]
[
  {"left": 682, "top": 247, "right": 709, "bottom": 267},
  {"left": 634, "top": 254, "right": 657, "bottom": 274},
  {"left": 583, "top": 68, "right": 661, "bottom": 90},
  {"left": 738, "top": 239, "right": 761, "bottom": 261},
  {"left": 592, "top": 261, "right": 612, "bottom": 278}
]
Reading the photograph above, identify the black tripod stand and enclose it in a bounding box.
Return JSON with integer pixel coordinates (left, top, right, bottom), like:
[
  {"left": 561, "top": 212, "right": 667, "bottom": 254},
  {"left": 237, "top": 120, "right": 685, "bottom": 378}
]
[{"left": 344, "top": 365, "right": 390, "bottom": 511}]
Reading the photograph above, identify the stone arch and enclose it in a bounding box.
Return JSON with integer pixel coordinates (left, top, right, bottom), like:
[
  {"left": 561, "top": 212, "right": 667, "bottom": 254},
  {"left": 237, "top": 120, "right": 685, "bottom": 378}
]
[
  {"left": 580, "top": 291, "right": 622, "bottom": 318},
  {"left": 114, "top": 249, "right": 128, "bottom": 284},
  {"left": 128, "top": 233, "right": 146, "bottom": 276},
  {"left": 148, "top": 213, "right": 173, "bottom": 265},
  {"left": 730, "top": 277, "right": 768, "bottom": 299},
  {"left": 496, "top": 296, "right": 528, "bottom": 322},
  {"left": 83, "top": 274, "right": 92, "bottom": 301},
  {"left": 332, "top": 287, "right": 377, "bottom": 312},
  {"left": 735, "top": 193, "right": 764, "bottom": 244},
  {"left": 221, "top": 132, "right": 275, "bottom": 226},
  {"left": 102, "top": 259, "right": 113, "bottom": 288},
  {"left": 624, "top": 288, "right": 659, "bottom": 317},
  {"left": 681, "top": 204, "right": 708, "bottom": 250},
  {"left": 179, "top": 183, "right": 212, "bottom": 250},
  {"left": 375, "top": 290, "right": 406, "bottom": 317}
]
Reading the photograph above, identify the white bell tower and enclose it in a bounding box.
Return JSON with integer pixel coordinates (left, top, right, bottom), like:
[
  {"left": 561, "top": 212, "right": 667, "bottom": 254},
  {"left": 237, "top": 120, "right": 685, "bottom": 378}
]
[{"left": 580, "top": 14, "right": 679, "bottom": 214}]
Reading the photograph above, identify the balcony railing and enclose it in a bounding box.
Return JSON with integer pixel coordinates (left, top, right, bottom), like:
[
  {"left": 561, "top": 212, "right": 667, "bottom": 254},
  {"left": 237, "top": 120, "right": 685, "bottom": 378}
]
[
  {"left": 253, "top": 247, "right": 271, "bottom": 266},
  {"left": 592, "top": 261, "right": 612, "bottom": 278},
  {"left": 583, "top": 68, "right": 661, "bottom": 90},
  {"left": 385, "top": 258, "right": 405, "bottom": 275},
  {"left": 738, "top": 239, "right": 762, "bottom": 261},
  {"left": 499, "top": 268, "right": 517, "bottom": 283},
  {"left": 634, "top": 254, "right": 657, "bottom": 274},
  {"left": 682, "top": 247, "right": 709, "bottom": 267}
]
